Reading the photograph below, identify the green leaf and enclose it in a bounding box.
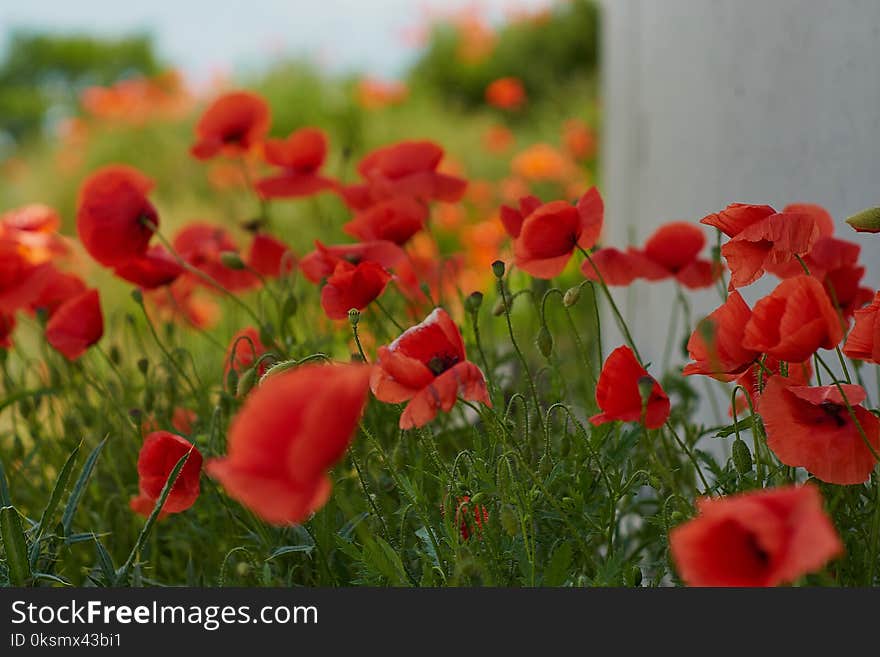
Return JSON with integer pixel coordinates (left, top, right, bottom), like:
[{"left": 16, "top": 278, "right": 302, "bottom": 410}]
[
  {"left": 543, "top": 541, "right": 573, "bottom": 586},
  {"left": 0, "top": 387, "right": 57, "bottom": 416},
  {"left": 92, "top": 535, "right": 116, "bottom": 585},
  {"left": 415, "top": 526, "right": 440, "bottom": 568},
  {"left": 62, "top": 437, "right": 108, "bottom": 536},
  {"left": 714, "top": 417, "right": 753, "bottom": 438},
  {"left": 29, "top": 442, "right": 80, "bottom": 567},
  {"left": 116, "top": 449, "right": 192, "bottom": 585},
  {"left": 364, "top": 536, "right": 408, "bottom": 586},
  {"left": 0, "top": 506, "right": 32, "bottom": 586},
  {"left": 266, "top": 544, "right": 314, "bottom": 561}
]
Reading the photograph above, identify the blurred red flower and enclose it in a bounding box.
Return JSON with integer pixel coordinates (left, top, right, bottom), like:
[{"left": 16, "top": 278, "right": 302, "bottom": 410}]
[
  {"left": 343, "top": 197, "right": 428, "bottom": 245},
  {"left": 113, "top": 245, "right": 183, "bottom": 289},
  {"left": 844, "top": 291, "right": 880, "bottom": 363},
  {"left": 684, "top": 291, "right": 759, "bottom": 381},
  {"left": 76, "top": 165, "right": 158, "bottom": 267},
  {"left": 28, "top": 269, "right": 86, "bottom": 318},
  {"left": 190, "top": 91, "right": 270, "bottom": 160},
  {"left": 320, "top": 261, "right": 392, "bottom": 320},
  {"left": 485, "top": 77, "right": 526, "bottom": 109},
  {"left": 670, "top": 485, "right": 842, "bottom": 586},
  {"left": 206, "top": 363, "right": 371, "bottom": 525},
  {"left": 340, "top": 141, "right": 467, "bottom": 209},
  {"left": 45, "top": 288, "right": 103, "bottom": 360},
  {"left": 300, "top": 240, "right": 406, "bottom": 283},
  {"left": 173, "top": 222, "right": 258, "bottom": 292},
  {"left": 255, "top": 127, "right": 337, "bottom": 199},
  {"left": 590, "top": 345, "right": 669, "bottom": 429},
  {"left": 224, "top": 326, "right": 270, "bottom": 378},
  {"left": 246, "top": 233, "right": 295, "bottom": 278},
  {"left": 742, "top": 275, "right": 843, "bottom": 362},
  {"left": 759, "top": 377, "right": 879, "bottom": 485},
  {"left": 0, "top": 312, "right": 15, "bottom": 349},
  {"left": 371, "top": 308, "right": 491, "bottom": 429},
  {"left": 130, "top": 431, "right": 203, "bottom": 518},
  {"left": 502, "top": 188, "right": 603, "bottom": 279}
]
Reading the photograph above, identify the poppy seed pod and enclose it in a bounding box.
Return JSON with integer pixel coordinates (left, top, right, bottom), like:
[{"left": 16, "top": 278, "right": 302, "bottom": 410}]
[
  {"left": 491, "top": 260, "right": 505, "bottom": 279},
  {"left": 536, "top": 325, "right": 553, "bottom": 358},
  {"left": 563, "top": 286, "right": 581, "bottom": 307},
  {"left": 465, "top": 291, "right": 483, "bottom": 314}
]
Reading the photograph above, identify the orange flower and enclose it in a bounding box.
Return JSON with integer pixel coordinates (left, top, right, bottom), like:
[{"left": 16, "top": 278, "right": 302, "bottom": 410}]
[
  {"left": 590, "top": 345, "right": 669, "bottom": 429},
  {"left": 356, "top": 78, "right": 408, "bottom": 110},
  {"left": 0, "top": 240, "right": 55, "bottom": 314},
  {"left": 742, "top": 275, "right": 843, "bottom": 362},
  {"left": 684, "top": 291, "right": 759, "bottom": 380},
  {"left": 45, "top": 288, "right": 103, "bottom": 360},
  {"left": 758, "top": 377, "right": 879, "bottom": 485},
  {"left": 206, "top": 364, "right": 371, "bottom": 525},
  {"left": 190, "top": 91, "right": 270, "bottom": 160},
  {"left": 511, "top": 143, "right": 572, "bottom": 181},
  {"left": 502, "top": 188, "right": 603, "bottom": 279},
  {"left": 482, "top": 125, "right": 514, "bottom": 154},
  {"left": 485, "top": 77, "right": 526, "bottom": 109},
  {"left": 130, "top": 431, "right": 202, "bottom": 518},
  {"left": 562, "top": 118, "right": 597, "bottom": 161},
  {"left": 0, "top": 204, "right": 69, "bottom": 264},
  {"left": 76, "top": 165, "right": 158, "bottom": 267},
  {"left": 844, "top": 291, "right": 880, "bottom": 363},
  {"left": 371, "top": 308, "right": 491, "bottom": 429},
  {"left": 255, "top": 127, "right": 337, "bottom": 199},
  {"left": 670, "top": 485, "right": 842, "bottom": 587}
]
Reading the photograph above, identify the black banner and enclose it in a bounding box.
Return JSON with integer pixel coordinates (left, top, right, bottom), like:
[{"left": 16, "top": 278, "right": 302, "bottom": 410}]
[{"left": 0, "top": 587, "right": 876, "bottom": 652}]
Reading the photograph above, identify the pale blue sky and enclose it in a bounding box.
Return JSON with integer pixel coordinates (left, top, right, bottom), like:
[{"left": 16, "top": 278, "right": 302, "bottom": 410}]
[{"left": 0, "top": 0, "right": 553, "bottom": 82}]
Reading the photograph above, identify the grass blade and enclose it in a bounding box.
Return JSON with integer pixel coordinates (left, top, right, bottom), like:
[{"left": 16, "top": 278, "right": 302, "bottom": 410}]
[
  {"left": 93, "top": 535, "right": 116, "bottom": 586},
  {"left": 116, "top": 449, "right": 191, "bottom": 585},
  {"left": 1, "top": 505, "right": 32, "bottom": 586},
  {"left": 29, "top": 442, "right": 80, "bottom": 567},
  {"left": 62, "top": 437, "right": 108, "bottom": 536}
]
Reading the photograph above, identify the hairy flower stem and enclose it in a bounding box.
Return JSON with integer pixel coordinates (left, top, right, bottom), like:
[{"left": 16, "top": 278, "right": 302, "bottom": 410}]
[
  {"left": 497, "top": 276, "right": 545, "bottom": 436},
  {"left": 578, "top": 246, "right": 643, "bottom": 364}
]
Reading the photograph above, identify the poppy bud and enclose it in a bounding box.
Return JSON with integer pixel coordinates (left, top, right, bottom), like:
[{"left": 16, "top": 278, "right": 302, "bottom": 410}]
[
  {"left": 109, "top": 345, "right": 121, "bottom": 365},
  {"left": 137, "top": 358, "right": 149, "bottom": 375},
  {"left": 669, "top": 511, "right": 686, "bottom": 525},
  {"left": 500, "top": 504, "right": 519, "bottom": 536},
  {"left": 131, "top": 289, "right": 144, "bottom": 305},
  {"left": 465, "top": 291, "right": 483, "bottom": 314},
  {"left": 630, "top": 566, "right": 643, "bottom": 587},
  {"left": 281, "top": 295, "right": 298, "bottom": 321},
  {"left": 536, "top": 325, "right": 553, "bottom": 357},
  {"left": 143, "top": 387, "right": 154, "bottom": 412},
  {"left": 491, "top": 260, "right": 505, "bottom": 279},
  {"left": 129, "top": 408, "right": 143, "bottom": 423},
  {"left": 219, "top": 251, "right": 246, "bottom": 270},
  {"left": 846, "top": 206, "right": 880, "bottom": 233},
  {"left": 563, "top": 286, "right": 581, "bottom": 307},
  {"left": 492, "top": 298, "right": 506, "bottom": 316},
  {"left": 226, "top": 368, "right": 239, "bottom": 394},
  {"left": 236, "top": 366, "right": 258, "bottom": 397},
  {"left": 732, "top": 438, "right": 753, "bottom": 474},
  {"left": 348, "top": 308, "right": 360, "bottom": 326},
  {"left": 637, "top": 375, "right": 656, "bottom": 412}
]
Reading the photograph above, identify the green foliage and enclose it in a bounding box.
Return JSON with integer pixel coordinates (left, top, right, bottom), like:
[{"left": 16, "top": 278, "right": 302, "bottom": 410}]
[{"left": 408, "top": 0, "right": 600, "bottom": 109}]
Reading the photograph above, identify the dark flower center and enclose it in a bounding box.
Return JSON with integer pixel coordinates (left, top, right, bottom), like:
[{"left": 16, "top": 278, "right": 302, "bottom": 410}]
[
  {"left": 819, "top": 401, "right": 847, "bottom": 428},
  {"left": 427, "top": 353, "right": 459, "bottom": 376}
]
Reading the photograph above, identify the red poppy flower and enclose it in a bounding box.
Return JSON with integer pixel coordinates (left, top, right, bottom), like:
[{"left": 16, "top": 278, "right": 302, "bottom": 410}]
[
  {"left": 28, "top": 268, "right": 86, "bottom": 318},
  {"left": 76, "top": 165, "right": 158, "bottom": 267},
  {"left": 246, "top": 233, "right": 295, "bottom": 277},
  {"left": 502, "top": 187, "right": 604, "bottom": 279},
  {"left": 641, "top": 222, "right": 719, "bottom": 289},
  {"left": 129, "top": 431, "right": 203, "bottom": 518},
  {"left": 299, "top": 240, "right": 406, "bottom": 283},
  {"left": 190, "top": 91, "right": 270, "bottom": 160},
  {"left": 713, "top": 207, "right": 820, "bottom": 289},
  {"left": 343, "top": 197, "right": 428, "bottom": 245},
  {"left": 340, "top": 141, "right": 467, "bottom": 209},
  {"left": 699, "top": 203, "right": 776, "bottom": 237},
  {"left": 147, "top": 276, "right": 220, "bottom": 330},
  {"left": 113, "top": 245, "right": 183, "bottom": 289},
  {"left": 0, "top": 204, "right": 69, "bottom": 263},
  {"left": 206, "top": 363, "right": 371, "bottom": 525},
  {"left": 590, "top": 345, "right": 670, "bottom": 429},
  {"left": 758, "top": 377, "right": 879, "bottom": 485},
  {"left": 454, "top": 495, "right": 489, "bottom": 541},
  {"left": 742, "top": 275, "right": 843, "bottom": 362},
  {"left": 172, "top": 408, "right": 197, "bottom": 435},
  {"left": 485, "top": 77, "right": 526, "bottom": 109},
  {"left": 730, "top": 356, "right": 812, "bottom": 416},
  {"left": 44, "top": 288, "right": 103, "bottom": 360},
  {"left": 0, "top": 241, "right": 55, "bottom": 314},
  {"left": 684, "top": 291, "right": 759, "bottom": 380},
  {"left": 670, "top": 485, "right": 842, "bottom": 587},
  {"left": 0, "top": 312, "right": 15, "bottom": 349},
  {"left": 224, "top": 326, "right": 270, "bottom": 377},
  {"left": 580, "top": 247, "right": 666, "bottom": 286},
  {"left": 172, "top": 222, "right": 258, "bottom": 292},
  {"left": 320, "top": 261, "right": 392, "bottom": 320},
  {"left": 255, "top": 127, "right": 337, "bottom": 199},
  {"left": 371, "top": 308, "right": 491, "bottom": 429},
  {"left": 844, "top": 291, "right": 880, "bottom": 363}
]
